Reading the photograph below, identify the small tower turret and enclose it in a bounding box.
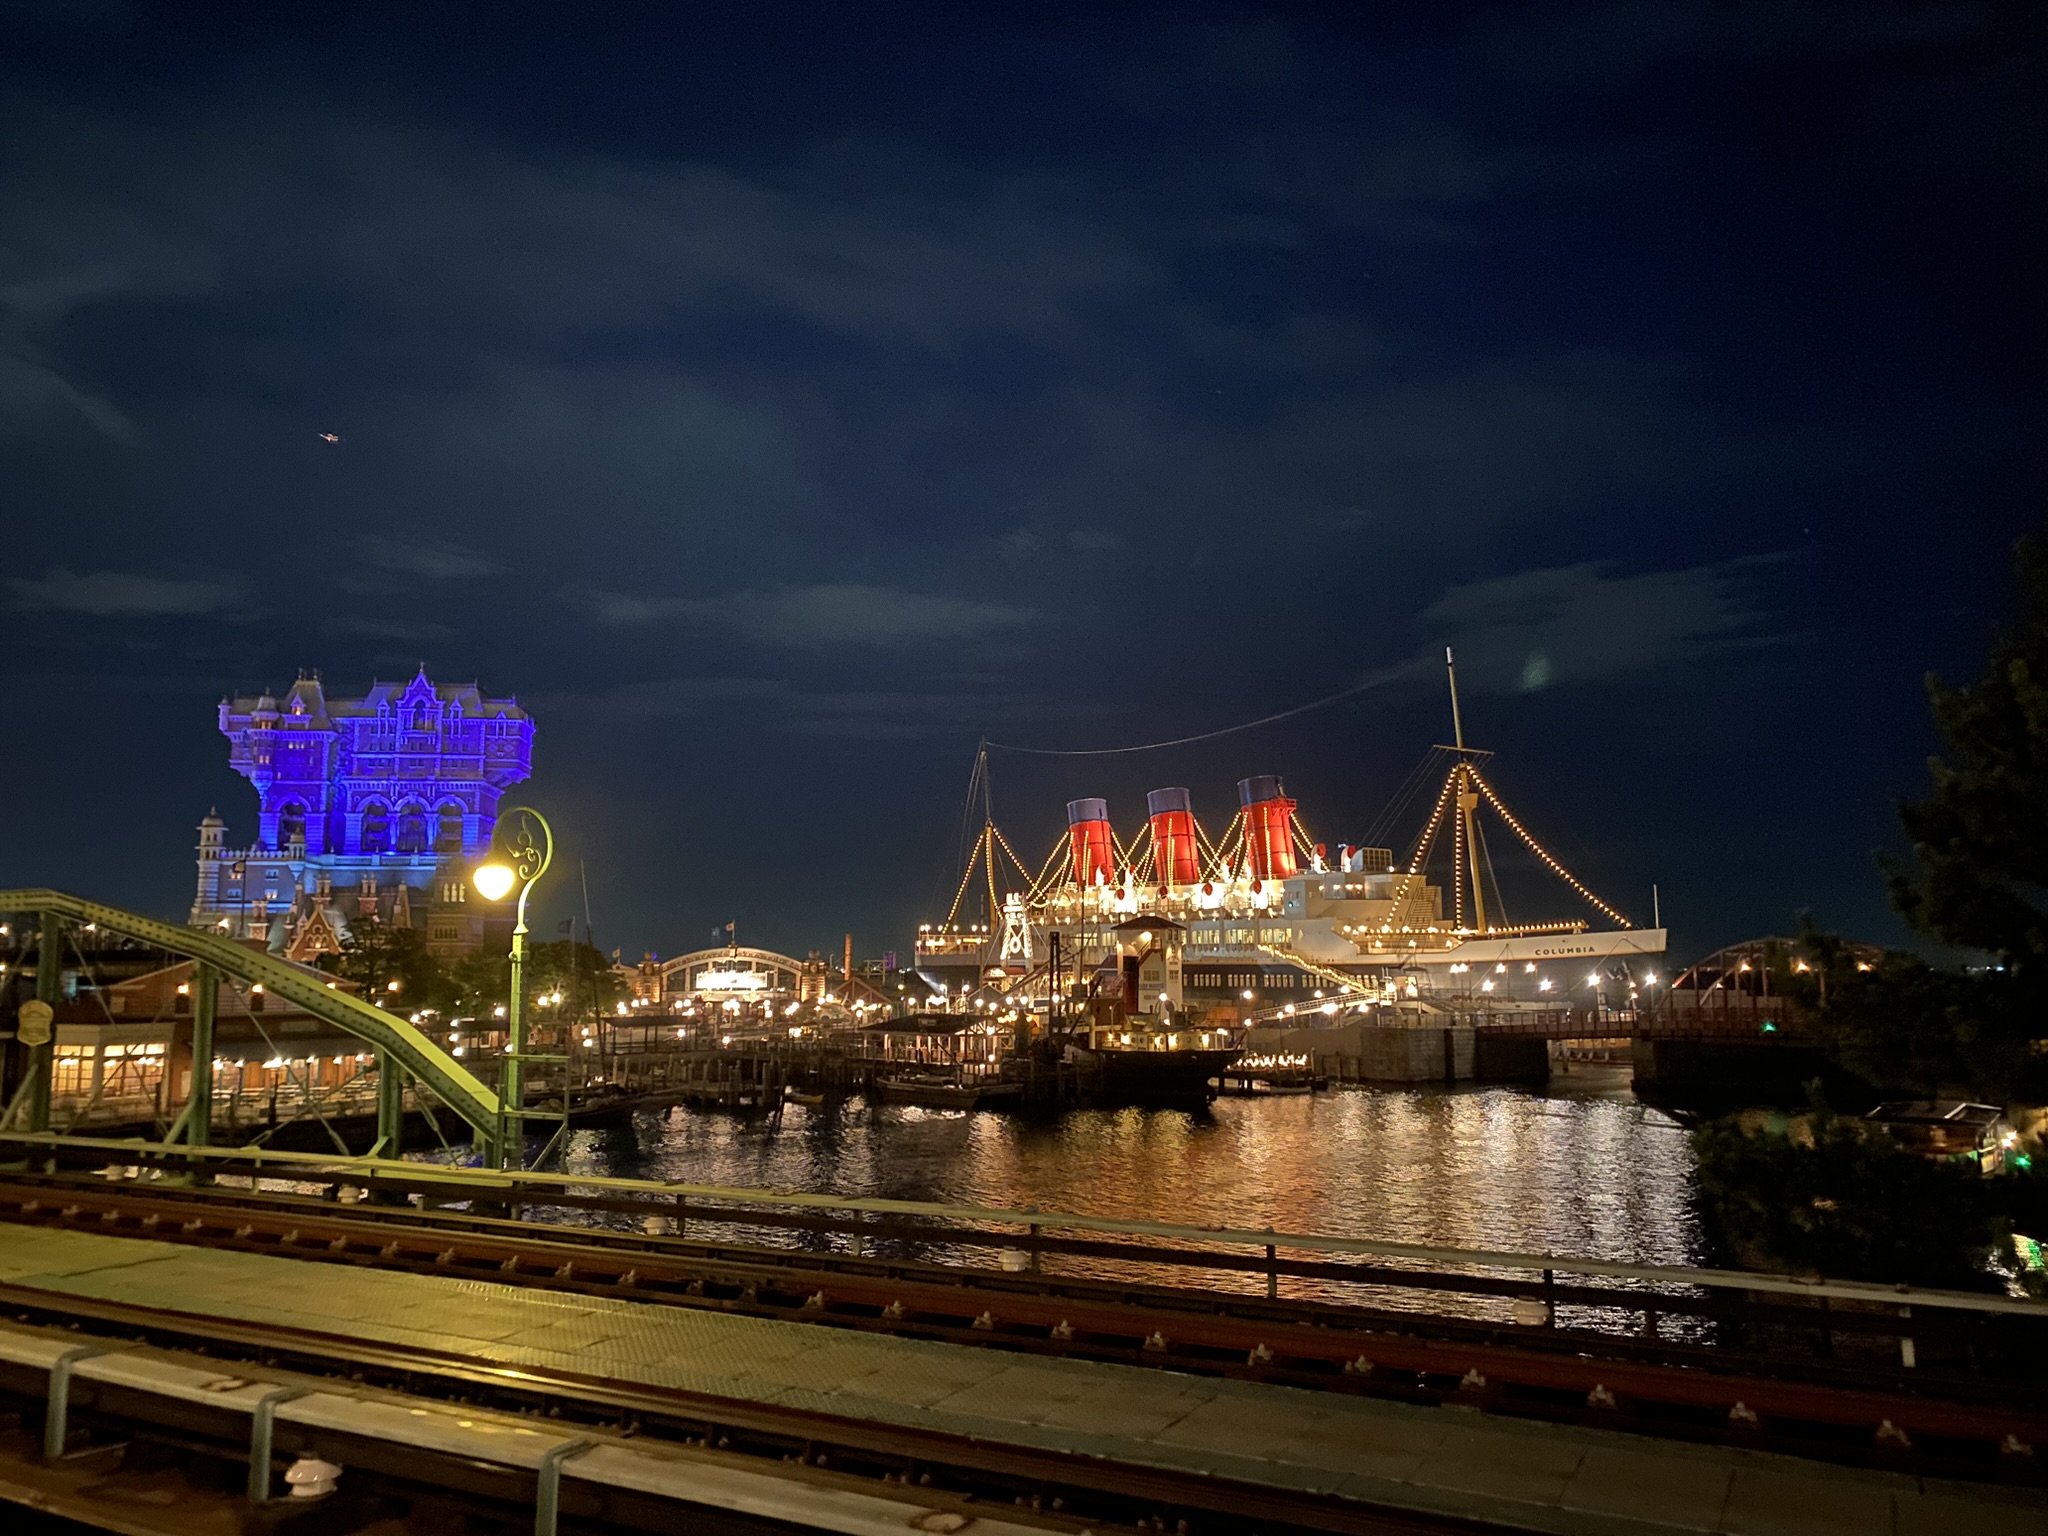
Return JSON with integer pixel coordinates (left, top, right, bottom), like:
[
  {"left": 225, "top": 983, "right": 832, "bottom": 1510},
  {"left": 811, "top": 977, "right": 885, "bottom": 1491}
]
[{"left": 191, "top": 810, "right": 228, "bottom": 926}]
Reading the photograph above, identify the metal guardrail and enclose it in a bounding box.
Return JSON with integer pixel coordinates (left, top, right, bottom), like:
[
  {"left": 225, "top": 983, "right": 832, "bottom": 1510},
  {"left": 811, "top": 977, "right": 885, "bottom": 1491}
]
[{"left": 4, "top": 1130, "right": 2040, "bottom": 1321}]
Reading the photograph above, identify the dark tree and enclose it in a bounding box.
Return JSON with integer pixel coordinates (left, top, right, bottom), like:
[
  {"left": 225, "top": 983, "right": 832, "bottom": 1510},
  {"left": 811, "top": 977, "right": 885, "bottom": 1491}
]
[
  {"left": 1693, "top": 533, "right": 2048, "bottom": 1284},
  {"left": 1890, "top": 531, "right": 2048, "bottom": 974},
  {"left": 1692, "top": 1094, "right": 2009, "bottom": 1290},
  {"left": 317, "top": 922, "right": 459, "bottom": 1015},
  {"left": 439, "top": 941, "right": 620, "bottom": 1023},
  {"left": 525, "top": 941, "right": 626, "bottom": 1020}
]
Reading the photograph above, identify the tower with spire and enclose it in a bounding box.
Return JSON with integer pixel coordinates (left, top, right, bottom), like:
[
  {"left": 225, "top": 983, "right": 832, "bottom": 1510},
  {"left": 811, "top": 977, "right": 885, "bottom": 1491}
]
[{"left": 190, "top": 667, "right": 535, "bottom": 957}]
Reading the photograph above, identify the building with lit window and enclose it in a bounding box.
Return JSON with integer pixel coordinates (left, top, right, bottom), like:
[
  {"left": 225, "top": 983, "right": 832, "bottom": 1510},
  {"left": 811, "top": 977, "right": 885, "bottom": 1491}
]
[
  {"left": 188, "top": 667, "right": 535, "bottom": 960},
  {"left": 44, "top": 948, "right": 380, "bottom": 1134}
]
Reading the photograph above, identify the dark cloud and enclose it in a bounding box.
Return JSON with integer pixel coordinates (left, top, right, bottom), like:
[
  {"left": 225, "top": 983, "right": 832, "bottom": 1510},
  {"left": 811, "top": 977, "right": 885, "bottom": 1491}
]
[
  {"left": 1421, "top": 559, "right": 1781, "bottom": 694},
  {"left": 0, "top": 0, "right": 136, "bottom": 34},
  {"left": 542, "top": 674, "right": 1049, "bottom": 742},
  {"left": 0, "top": 4, "right": 2035, "bottom": 955},
  {"left": 585, "top": 584, "right": 1039, "bottom": 649},
  {"left": 6, "top": 567, "right": 236, "bottom": 616},
  {"left": 320, "top": 615, "right": 457, "bottom": 644},
  {"left": 0, "top": 351, "right": 137, "bottom": 442},
  {"left": 357, "top": 536, "right": 500, "bottom": 581}
]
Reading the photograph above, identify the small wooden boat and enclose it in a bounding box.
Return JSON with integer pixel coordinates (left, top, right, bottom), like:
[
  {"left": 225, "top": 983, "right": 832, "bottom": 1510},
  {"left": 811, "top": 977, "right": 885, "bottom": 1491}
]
[
  {"left": 872, "top": 1074, "right": 1023, "bottom": 1110},
  {"left": 783, "top": 1089, "right": 826, "bottom": 1108}
]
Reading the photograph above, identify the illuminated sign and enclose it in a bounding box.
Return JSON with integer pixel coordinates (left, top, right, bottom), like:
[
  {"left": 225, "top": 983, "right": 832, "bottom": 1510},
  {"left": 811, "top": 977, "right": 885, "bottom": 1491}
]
[{"left": 695, "top": 969, "right": 770, "bottom": 992}]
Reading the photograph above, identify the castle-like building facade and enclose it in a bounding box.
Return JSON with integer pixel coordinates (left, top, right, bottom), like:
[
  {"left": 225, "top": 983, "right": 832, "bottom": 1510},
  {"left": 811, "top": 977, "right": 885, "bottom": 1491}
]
[{"left": 189, "top": 668, "right": 535, "bottom": 959}]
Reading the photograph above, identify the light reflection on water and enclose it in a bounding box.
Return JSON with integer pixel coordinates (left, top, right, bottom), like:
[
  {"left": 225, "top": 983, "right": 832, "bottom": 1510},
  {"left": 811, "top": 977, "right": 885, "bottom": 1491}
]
[{"left": 548, "top": 1065, "right": 1704, "bottom": 1316}]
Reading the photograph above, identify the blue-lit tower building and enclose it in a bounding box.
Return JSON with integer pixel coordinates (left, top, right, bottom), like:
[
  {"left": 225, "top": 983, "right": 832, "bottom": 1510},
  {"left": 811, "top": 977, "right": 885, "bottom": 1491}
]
[{"left": 189, "top": 668, "right": 535, "bottom": 958}]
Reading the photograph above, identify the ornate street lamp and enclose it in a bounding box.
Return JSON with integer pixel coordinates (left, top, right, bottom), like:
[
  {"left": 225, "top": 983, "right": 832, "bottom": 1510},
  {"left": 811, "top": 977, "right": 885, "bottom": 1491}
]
[{"left": 473, "top": 806, "right": 552, "bottom": 1170}]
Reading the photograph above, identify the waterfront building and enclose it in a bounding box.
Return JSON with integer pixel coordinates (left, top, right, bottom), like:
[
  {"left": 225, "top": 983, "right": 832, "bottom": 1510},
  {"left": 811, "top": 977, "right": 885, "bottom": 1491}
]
[
  {"left": 188, "top": 668, "right": 535, "bottom": 960},
  {"left": 44, "top": 946, "right": 368, "bottom": 1130}
]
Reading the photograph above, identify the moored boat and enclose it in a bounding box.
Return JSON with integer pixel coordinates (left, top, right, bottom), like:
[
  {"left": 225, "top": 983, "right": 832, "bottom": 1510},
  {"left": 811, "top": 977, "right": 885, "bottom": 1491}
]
[
  {"left": 1070, "top": 1042, "right": 1241, "bottom": 1105},
  {"left": 1217, "top": 1051, "right": 1320, "bottom": 1096},
  {"left": 873, "top": 1074, "right": 1024, "bottom": 1110}
]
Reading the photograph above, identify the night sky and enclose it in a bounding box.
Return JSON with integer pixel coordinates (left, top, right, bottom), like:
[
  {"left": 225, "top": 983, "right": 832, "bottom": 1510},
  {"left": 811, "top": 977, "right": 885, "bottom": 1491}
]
[{"left": 1, "top": 2, "right": 2040, "bottom": 965}]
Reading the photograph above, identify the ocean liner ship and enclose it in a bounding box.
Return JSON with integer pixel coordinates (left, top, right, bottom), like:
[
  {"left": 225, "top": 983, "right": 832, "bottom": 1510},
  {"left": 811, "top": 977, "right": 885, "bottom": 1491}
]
[{"left": 914, "top": 657, "right": 1665, "bottom": 1082}]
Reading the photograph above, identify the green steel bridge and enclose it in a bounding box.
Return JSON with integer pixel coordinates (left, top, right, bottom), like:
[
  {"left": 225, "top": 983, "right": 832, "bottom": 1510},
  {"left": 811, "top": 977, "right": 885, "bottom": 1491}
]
[{"left": 0, "top": 890, "right": 503, "bottom": 1163}]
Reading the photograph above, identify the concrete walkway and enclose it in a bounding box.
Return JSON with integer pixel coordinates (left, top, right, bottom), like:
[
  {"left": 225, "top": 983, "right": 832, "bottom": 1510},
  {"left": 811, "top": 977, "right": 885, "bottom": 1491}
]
[{"left": 0, "top": 1225, "right": 2039, "bottom": 1535}]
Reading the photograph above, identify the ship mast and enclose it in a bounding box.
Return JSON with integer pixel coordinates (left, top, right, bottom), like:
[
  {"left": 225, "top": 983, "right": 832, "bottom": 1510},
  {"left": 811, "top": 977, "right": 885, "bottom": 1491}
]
[{"left": 1445, "top": 648, "right": 1488, "bottom": 933}]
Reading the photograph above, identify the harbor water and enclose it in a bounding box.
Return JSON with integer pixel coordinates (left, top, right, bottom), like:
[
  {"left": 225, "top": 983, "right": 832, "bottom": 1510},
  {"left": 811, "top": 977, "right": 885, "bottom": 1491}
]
[{"left": 549, "top": 1064, "right": 1706, "bottom": 1280}]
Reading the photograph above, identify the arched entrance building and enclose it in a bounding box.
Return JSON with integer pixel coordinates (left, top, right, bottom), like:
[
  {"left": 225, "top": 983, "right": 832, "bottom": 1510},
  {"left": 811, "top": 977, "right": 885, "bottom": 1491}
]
[{"left": 620, "top": 946, "right": 832, "bottom": 1021}]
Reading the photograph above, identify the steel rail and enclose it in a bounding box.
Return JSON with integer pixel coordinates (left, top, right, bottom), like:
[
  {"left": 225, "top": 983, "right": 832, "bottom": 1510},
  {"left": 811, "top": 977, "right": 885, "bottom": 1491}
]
[
  {"left": 4, "top": 1175, "right": 2043, "bottom": 1471},
  {"left": 0, "top": 1287, "right": 1508, "bottom": 1536},
  {"left": 7, "top": 1131, "right": 2041, "bottom": 1320},
  {"left": 38, "top": 1161, "right": 2017, "bottom": 1361},
  {"left": 4, "top": 1169, "right": 1988, "bottom": 1366}
]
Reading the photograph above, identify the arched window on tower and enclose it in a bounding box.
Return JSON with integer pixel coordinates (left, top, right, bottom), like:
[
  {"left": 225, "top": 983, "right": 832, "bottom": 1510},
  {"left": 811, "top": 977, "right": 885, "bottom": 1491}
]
[
  {"left": 360, "top": 802, "right": 390, "bottom": 854},
  {"left": 435, "top": 804, "right": 464, "bottom": 853},
  {"left": 277, "top": 802, "right": 306, "bottom": 851},
  {"left": 395, "top": 801, "right": 430, "bottom": 853}
]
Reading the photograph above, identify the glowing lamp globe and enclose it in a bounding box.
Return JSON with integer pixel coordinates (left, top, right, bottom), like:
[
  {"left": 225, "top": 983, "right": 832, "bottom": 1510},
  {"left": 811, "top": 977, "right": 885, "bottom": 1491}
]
[{"left": 473, "top": 862, "right": 517, "bottom": 901}]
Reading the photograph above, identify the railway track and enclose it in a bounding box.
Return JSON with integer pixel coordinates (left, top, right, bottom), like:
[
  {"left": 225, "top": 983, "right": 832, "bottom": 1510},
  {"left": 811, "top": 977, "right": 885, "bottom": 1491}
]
[
  {"left": 0, "top": 1168, "right": 2042, "bottom": 1488},
  {"left": 0, "top": 1295, "right": 1471, "bottom": 1536}
]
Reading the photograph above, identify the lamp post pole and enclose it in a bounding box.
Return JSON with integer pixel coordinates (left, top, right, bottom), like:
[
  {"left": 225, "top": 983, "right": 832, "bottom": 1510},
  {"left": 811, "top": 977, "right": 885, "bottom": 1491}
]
[{"left": 476, "top": 807, "right": 552, "bottom": 1171}]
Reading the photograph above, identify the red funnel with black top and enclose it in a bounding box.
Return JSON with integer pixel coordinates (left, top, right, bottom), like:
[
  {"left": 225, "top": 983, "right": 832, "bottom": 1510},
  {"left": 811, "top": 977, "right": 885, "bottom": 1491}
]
[
  {"left": 1238, "top": 774, "right": 1299, "bottom": 881},
  {"left": 1067, "top": 797, "right": 1116, "bottom": 887},
  {"left": 1146, "top": 787, "right": 1200, "bottom": 887}
]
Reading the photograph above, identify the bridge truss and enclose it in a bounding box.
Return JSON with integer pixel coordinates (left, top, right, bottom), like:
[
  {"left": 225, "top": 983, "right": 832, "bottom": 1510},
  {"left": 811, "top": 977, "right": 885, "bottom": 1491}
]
[{"left": 0, "top": 889, "right": 502, "bottom": 1162}]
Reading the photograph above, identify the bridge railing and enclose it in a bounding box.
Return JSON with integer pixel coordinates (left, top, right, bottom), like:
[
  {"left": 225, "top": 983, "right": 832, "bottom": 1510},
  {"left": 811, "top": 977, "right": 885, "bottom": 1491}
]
[{"left": 5, "top": 1132, "right": 2040, "bottom": 1382}]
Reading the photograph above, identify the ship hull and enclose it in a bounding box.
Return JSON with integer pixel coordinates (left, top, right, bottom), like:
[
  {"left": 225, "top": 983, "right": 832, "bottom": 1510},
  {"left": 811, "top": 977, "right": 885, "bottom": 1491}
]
[{"left": 1072, "top": 1046, "right": 1241, "bottom": 1106}]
